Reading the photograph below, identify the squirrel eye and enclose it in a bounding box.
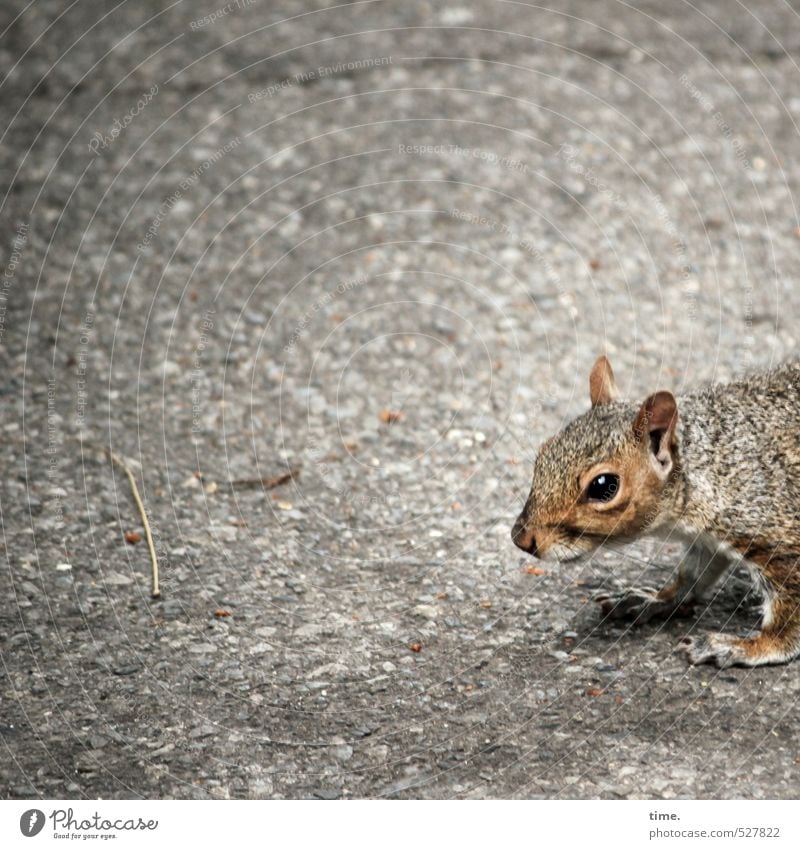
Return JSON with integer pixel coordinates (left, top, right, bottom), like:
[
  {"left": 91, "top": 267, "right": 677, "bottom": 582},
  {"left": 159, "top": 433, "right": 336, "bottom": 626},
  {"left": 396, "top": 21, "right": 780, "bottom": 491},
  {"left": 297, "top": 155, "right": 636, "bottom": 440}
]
[{"left": 586, "top": 473, "right": 620, "bottom": 503}]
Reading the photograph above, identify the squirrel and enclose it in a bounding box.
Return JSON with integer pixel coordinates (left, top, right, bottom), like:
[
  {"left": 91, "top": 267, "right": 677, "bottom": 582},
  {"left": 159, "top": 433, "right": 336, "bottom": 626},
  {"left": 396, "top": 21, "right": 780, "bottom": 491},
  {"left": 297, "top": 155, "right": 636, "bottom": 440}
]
[{"left": 511, "top": 355, "right": 800, "bottom": 667}]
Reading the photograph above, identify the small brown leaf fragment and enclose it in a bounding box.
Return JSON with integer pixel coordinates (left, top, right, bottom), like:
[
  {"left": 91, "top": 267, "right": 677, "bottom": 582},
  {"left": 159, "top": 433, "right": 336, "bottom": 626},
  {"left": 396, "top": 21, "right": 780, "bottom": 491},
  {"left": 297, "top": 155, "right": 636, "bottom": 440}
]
[
  {"left": 586, "top": 687, "right": 604, "bottom": 697},
  {"left": 436, "top": 592, "right": 447, "bottom": 600},
  {"left": 379, "top": 409, "right": 403, "bottom": 424},
  {"left": 262, "top": 470, "right": 295, "bottom": 488},
  {"left": 229, "top": 466, "right": 300, "bottom": 490},
  {"left": 214, "top": 609, "right": 231, "bottom": 618},
  {"left": 409, "top": 642, "right": 423, "bottom": 653},
  {"left": 525, "top": 566, "right": 545, "bottom": 576},
  {"left": 479, "top": 601, "right": 492, "bottom": 609},
  {"left": 124, "top": 531, "right": 142, "bottom": 545}
]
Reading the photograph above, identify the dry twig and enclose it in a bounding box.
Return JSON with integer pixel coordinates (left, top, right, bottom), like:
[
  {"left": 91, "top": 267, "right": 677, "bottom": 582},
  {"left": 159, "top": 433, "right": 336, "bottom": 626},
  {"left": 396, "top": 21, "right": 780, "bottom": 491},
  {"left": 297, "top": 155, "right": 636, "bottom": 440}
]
[{"left": 107, "top": 450, "right": 160, "bottom": 598}]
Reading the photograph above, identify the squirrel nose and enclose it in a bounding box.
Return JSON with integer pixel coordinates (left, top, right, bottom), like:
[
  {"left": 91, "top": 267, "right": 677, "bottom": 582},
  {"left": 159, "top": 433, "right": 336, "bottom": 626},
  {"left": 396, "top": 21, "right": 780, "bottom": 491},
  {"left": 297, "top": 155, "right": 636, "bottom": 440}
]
[{"left": 512, "top": 514, "right": 538, "bottom": 556}]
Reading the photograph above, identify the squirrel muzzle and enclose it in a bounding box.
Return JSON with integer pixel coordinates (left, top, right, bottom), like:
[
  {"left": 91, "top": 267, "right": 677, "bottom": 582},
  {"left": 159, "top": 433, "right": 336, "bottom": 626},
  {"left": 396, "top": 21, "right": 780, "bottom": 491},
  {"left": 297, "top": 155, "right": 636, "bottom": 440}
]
[{"left": 511, "top": 511, "right": 538, "bottom": 556}]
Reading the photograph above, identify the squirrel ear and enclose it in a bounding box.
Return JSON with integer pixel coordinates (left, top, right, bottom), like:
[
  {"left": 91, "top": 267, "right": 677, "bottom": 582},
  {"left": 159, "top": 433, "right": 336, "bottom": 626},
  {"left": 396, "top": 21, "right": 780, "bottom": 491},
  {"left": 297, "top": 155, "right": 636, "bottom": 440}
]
[
  {"left": 633, "top": 391, "right": 678, "bottom": 478},
  {"left": 589, "top": 355, "right": 619, "bottom": 406}
]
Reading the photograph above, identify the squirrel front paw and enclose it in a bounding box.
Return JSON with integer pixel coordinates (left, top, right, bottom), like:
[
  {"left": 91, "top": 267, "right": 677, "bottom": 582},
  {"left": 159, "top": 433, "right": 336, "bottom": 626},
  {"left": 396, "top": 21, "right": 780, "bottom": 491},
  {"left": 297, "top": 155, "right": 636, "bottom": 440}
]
[{"left": 595, "top": 587, "right": 671, "bottom": 624}]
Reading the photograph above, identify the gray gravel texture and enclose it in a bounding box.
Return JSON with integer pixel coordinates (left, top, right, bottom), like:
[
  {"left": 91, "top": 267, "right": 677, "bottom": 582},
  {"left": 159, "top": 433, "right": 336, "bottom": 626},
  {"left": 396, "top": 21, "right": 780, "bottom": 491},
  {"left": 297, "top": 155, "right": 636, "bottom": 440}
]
[{"left": 1, "top": 0, "right": 799, "bottom": 800}]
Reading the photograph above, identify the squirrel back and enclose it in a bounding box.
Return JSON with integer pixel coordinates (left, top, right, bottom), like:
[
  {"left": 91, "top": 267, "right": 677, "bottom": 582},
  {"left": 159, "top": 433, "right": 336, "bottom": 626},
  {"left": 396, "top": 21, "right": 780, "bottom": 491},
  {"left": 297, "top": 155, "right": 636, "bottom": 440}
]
[{"left": 677, "top": 363, "right": 800, "bottom": 545}]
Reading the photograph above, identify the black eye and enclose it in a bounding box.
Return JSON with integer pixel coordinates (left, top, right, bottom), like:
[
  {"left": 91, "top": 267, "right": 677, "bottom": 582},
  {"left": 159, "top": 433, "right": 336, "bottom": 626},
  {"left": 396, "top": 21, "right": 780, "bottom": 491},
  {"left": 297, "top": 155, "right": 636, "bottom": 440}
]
[{"left": 586, "top": 473, "right": 620, "bottom": 503}]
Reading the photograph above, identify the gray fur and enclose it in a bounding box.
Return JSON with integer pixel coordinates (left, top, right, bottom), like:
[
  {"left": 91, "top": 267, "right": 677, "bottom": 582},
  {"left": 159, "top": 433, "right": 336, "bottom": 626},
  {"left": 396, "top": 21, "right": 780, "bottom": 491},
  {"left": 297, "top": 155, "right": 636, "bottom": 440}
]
[{"left": 674, "top": 363, "right": 800, "bottom": 543}]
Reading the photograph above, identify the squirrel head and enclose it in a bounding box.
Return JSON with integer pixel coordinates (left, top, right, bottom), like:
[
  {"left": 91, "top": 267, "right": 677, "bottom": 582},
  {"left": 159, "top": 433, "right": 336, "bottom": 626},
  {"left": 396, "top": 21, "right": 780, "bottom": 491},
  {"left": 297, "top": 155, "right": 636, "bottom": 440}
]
[{"left": 512, "top": 355, "right": 680, "bottom": 561}]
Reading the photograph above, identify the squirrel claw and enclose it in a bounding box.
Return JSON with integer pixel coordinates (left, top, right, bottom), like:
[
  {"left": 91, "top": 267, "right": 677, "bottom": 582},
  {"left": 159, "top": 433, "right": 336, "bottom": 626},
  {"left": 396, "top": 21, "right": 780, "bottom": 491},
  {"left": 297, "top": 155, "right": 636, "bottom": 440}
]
[{"left": 594, "top": 586, "right": 662, "bottom": 624}]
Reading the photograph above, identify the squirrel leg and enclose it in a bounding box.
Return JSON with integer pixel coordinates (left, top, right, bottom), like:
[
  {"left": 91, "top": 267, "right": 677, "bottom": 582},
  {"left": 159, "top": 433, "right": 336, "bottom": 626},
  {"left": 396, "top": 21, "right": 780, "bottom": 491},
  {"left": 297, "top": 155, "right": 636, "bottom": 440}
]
[
  {"left": 658, "top": 538, "right": 734, "bottom": 607},
  {"left": 682, "top": 553, "right": 800, "bottom": 667},
  {"left": 596, "top": 537, "right": 732, "bottom": 624}
]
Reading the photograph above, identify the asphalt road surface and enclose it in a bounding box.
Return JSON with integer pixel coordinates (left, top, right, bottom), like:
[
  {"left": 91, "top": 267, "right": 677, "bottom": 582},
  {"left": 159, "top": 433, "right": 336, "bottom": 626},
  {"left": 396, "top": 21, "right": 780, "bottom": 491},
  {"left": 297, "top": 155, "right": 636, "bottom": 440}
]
[{"left": 1, "top": 0, "right": 799, "bottom": 799}]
